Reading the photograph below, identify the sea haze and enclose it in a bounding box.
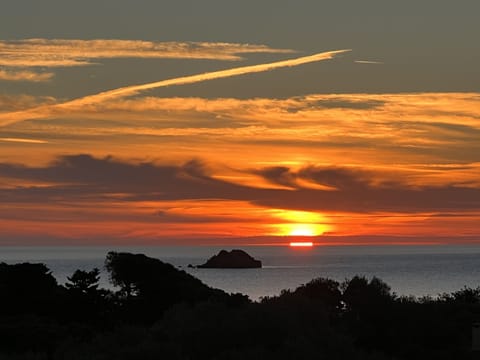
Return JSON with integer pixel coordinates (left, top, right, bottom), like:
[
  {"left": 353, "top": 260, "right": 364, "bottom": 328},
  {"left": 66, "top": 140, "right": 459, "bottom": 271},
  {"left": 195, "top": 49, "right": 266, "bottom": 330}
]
[{"left": 2, "top": 245, "right": 480, "bottom": 301}]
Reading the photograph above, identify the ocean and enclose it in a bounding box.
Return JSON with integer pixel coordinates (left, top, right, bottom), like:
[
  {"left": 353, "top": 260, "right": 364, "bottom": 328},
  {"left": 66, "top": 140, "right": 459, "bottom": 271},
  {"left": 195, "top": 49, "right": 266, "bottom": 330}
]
[{"left": 2, "top": 245, "right": 480, "bottom": 300}]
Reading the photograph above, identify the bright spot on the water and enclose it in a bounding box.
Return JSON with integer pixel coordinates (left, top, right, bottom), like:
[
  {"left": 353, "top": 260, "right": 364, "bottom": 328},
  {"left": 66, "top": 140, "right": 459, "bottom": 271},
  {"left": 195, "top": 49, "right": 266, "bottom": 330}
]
[{"left": 290, "top": 242, "right": 314, "bottom": 247}]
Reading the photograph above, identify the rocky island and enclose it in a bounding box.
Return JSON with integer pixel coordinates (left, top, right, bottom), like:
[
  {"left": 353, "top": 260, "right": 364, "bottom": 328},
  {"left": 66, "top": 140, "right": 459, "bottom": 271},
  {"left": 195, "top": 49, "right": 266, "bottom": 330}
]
[{"left": 197, "top": 249, "right": 262, "bottom": 268}]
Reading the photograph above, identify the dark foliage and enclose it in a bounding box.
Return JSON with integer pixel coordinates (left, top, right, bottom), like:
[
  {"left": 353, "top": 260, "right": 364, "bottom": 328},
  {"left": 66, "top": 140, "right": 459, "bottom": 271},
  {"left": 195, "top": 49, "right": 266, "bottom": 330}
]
[
  {"left": 104, "top": 251, "right": 235, "bottom": 323},
  {"left": 1, "top": 253, "right": 479, "bottom": 359},
  {"left": 65, "top": 268, "right": 100, "bottom": 294},
  {"left": 0, "top": 262, "right": 59, "bottom": 316}
]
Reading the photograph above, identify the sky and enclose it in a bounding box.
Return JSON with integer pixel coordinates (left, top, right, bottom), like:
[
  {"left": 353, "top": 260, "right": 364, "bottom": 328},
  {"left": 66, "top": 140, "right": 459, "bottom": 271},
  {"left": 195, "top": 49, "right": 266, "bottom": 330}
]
[{"left": 0, "top": 0, "right": 479, "bottom": 245}]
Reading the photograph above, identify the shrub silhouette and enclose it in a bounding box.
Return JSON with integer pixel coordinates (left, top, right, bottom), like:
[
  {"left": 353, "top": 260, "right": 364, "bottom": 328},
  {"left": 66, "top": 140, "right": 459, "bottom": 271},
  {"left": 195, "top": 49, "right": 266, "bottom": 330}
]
[{"left": 441, "top": 286, "right": 480, "bottom": 304}]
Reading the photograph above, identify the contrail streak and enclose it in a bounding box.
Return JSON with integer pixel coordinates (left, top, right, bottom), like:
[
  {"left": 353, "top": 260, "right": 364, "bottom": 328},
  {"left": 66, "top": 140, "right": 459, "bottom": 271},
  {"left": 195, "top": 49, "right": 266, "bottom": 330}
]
[
  {"left": 0, "top": 49, "right": 350, "bottom": 127},
  {"left": 354, "top": 60, "right": 383, "bottom": 65}
]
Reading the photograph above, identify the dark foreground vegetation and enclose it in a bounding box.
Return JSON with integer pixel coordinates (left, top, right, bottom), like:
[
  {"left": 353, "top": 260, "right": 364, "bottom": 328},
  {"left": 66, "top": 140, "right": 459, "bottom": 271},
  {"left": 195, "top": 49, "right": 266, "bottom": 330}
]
[{"left": 1, "top": 252, "right": 479, "bottom": 359}]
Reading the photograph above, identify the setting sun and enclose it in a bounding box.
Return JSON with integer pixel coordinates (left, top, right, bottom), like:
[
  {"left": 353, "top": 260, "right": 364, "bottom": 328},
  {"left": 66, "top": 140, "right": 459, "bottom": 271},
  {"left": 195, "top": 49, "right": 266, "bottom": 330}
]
[
  {"left": 268, "top": 210, "right": 332, "bottom": 237},
  {"left": 273, "top": 223, "right": 329, "bottom": 237},
  {"left": 289, "top": 224, "right": 317, "bottom": 236}
]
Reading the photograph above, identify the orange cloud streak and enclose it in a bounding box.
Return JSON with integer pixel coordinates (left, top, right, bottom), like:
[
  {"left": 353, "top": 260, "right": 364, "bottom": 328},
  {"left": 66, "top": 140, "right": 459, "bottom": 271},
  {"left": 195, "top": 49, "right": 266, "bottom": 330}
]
[
  {"left": 0, "top": 39, "right": 295, "bottom": 67},
  {"left": 0, "top": 69, "right": 54, "bottom": 82}
]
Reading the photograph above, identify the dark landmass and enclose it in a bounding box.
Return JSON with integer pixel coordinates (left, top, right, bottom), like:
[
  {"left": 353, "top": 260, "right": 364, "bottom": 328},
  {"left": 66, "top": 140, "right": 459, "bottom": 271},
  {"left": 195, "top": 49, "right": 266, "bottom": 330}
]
[
  {"left": 1, "top": 251, "right": 480, "bottom": 359},
  {"left": 197, "top": 249, "right": 262, "bottom": 268}
]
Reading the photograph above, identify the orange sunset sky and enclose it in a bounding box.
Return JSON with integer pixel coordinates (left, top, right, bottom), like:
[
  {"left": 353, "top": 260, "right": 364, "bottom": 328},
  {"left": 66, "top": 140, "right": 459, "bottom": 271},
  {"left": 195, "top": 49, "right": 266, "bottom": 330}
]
[{"left": 1, "top": 1, "right": 479, "bottom": 245}]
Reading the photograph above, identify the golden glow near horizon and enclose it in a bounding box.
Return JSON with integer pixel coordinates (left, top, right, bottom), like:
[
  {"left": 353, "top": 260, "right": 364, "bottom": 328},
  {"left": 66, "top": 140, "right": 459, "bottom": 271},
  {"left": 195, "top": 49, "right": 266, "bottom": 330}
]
[
  {"left": 269, "top": 210, "right": 332, "bottom": 237},
  {"left": 275, "top": 223, "right": 330, "bottom": 237},
  {"left": 288, "top": 225, "right": 320, "bottom": 237}
]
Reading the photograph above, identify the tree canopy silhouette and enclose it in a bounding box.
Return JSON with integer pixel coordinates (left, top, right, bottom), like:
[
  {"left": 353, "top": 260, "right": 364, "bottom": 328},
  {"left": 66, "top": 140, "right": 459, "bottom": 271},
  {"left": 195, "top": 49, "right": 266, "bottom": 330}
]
[
  {"left": 0, "top": 253, "right": 479, "bottom": 360},
  {"left": 0, "top": 262, "right": 59, "bottom": 316},
  {"left": 65, "top": 268, "right": 100, "bottom": 294},
  {"left": 104, "top": 251, "right": 235, "bottom": 322}
]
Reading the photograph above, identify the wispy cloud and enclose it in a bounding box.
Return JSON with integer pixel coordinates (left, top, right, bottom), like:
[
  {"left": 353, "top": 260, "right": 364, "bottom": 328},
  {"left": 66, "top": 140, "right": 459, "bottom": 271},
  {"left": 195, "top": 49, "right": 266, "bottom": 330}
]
[
  {"left": 0, "top": 39, "right": 295, "bottom": 67},
  {"left": 0, "top": 69, "right": 54, "bottom": 82},
  {"left": 0, "top": 49, "right": 350, "bottom": 127},
  {"left": 0, "top": 94, "right": 55, "bottom": 111},
  {"left": 0, "top": 137, "right": 48, "bottom": 144},
  {"left": 2, "top": 93, "right": 479, "bottom": 171}
]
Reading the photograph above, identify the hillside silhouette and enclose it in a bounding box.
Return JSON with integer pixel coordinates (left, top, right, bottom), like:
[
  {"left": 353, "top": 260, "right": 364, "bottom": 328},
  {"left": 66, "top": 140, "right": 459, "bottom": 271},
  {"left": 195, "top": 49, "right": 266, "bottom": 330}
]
[{"left": 0, "top": 251, "right": 479, "bottom": 359}]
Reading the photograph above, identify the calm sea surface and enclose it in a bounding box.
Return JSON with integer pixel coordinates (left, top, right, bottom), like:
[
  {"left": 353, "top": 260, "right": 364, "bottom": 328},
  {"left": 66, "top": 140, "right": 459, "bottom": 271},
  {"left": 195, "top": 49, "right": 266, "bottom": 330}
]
[{"left": 1, "top": 245, "right": 480, "bottom": 300}]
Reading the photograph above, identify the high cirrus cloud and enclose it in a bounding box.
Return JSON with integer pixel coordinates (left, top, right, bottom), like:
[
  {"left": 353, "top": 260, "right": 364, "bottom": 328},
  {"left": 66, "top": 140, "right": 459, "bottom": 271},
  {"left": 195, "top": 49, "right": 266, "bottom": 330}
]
[
  {"left": 0, "top": 94, "right": 56, "bottom": 111},
  {"left": 0, "top": 39, "right": 295, "bottom": 67},
  {"left": 0, "top": 69, "right": 54, "bottom": 82}
]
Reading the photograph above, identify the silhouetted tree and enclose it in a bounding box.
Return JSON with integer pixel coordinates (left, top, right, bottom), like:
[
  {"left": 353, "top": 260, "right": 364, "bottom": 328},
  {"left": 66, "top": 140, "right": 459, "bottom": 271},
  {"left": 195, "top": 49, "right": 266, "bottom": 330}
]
[
  {"left": 104, "top": 251, "right": 232, "bottom": 322},
  {"left": 293, "top": 277, "right": 342, "bottom": 313},
  {"left": 342, "top": 276, "right": 394, "bottom": 314},
  {"left": 0, "top": 262, "right": 59, "bottom": 316},
  {"left": 65, "top": 268, "right": 100, "bottom": 295},
  {"left": 341, "top": 276, "right": 396, "bottom": 354},
  {"left": 0, "top": 262, "right": 66, "bottom": 357},
  {"left": 63, "top": 267, "right": 116, "bottom": 328}
]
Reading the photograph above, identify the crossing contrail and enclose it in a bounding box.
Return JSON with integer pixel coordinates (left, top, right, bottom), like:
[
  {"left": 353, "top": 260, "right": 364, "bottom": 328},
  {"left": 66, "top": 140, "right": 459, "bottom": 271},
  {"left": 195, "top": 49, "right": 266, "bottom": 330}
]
[{"left": 0, "top": 49, "right": 350, "bottom": 127}]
